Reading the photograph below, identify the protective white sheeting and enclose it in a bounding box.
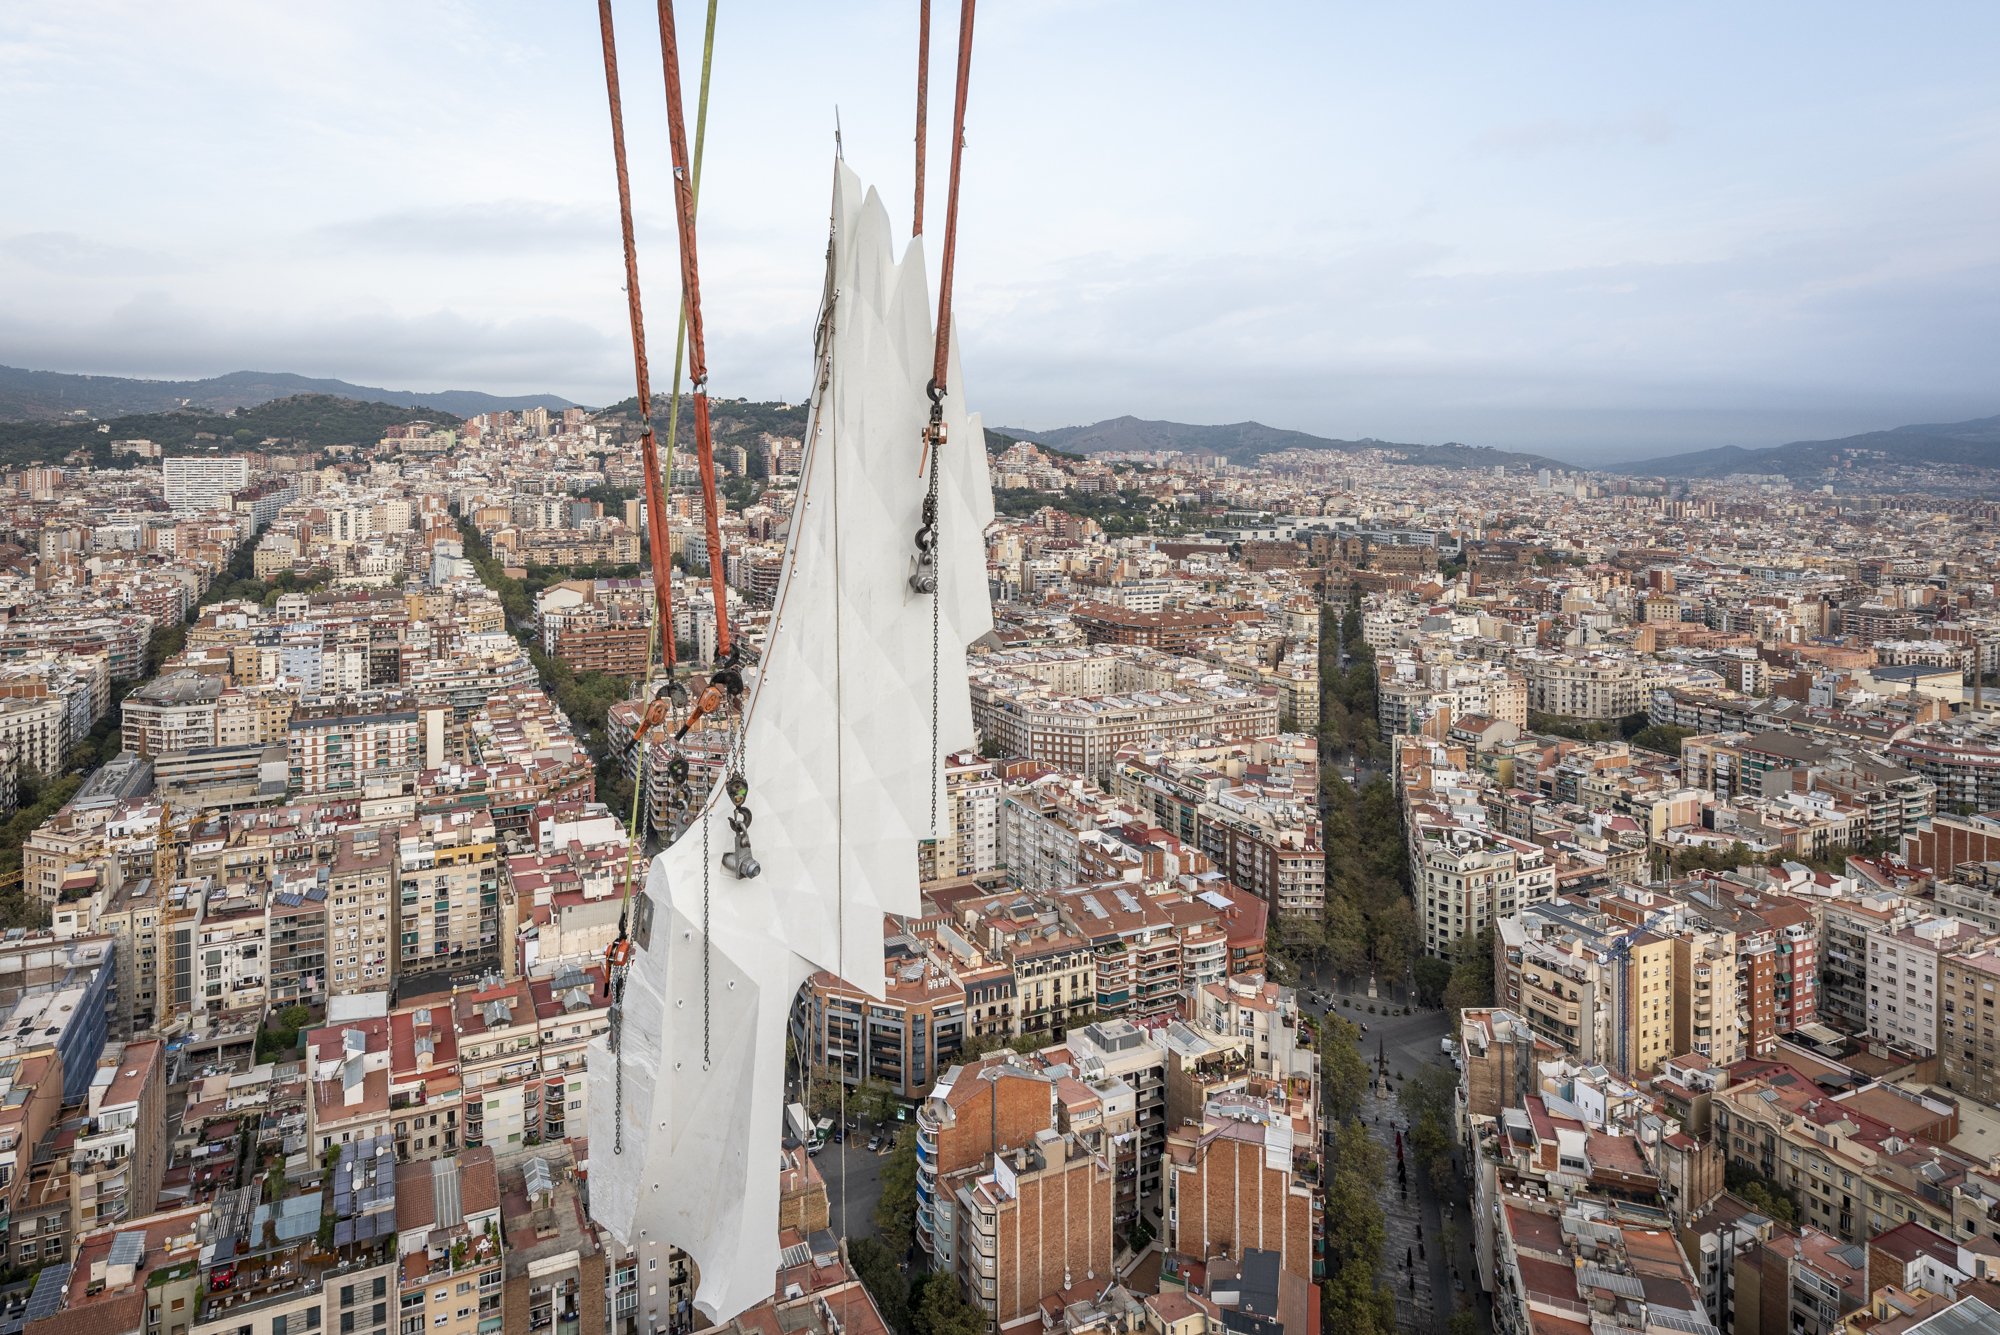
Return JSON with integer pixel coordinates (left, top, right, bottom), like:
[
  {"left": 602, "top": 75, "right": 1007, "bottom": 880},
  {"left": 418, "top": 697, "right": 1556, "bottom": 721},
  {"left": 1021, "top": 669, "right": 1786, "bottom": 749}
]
[{"left": 585, "top": 159, "right": 995, "bottom": 1323}]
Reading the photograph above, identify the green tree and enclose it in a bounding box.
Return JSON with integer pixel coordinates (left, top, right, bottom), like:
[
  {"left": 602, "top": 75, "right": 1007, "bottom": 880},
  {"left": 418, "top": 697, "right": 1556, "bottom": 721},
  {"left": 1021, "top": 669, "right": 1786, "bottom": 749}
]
[
  {"left": 1725, "top": 1163, "right": 1800, "bottom": 1227},
  {"left": 1399, "top": 1065, "right": 1462, "bottom": 1195},
  {"left": 1398, "top": 1064, "right": 1458, "bottom": 1128},
  {"left": 1322, "top": 1258, "right": 1398, "bottom": 1335},
  {"left": 1321, "top": 896, "right": 1371, "bottom": 982},
  {"left": 847, "top": 1237, "right": 911, "bottom": 1334},
  {"left": 1630, "top": 723, "right": 1691, "bottom": 757},
  {"left": 1441, "top": 924, "right": 1497, "bottom": 1015},
  {"left": 1368, "top": 898, "right": 1417, "bottom": 984},
  {"left": 851, "top": 1077, "right": 902, "bottom": 1124},
  {"left": 1321, "top": 1121, "right": 1398, "bottom": 1335},
  {"left": 874, "top": 1125, "right": 919, "bottom": 1255},
  {"left": 914, "top": 1276, "right": 986, "bottom": 1335},
  {"left": 1319, "top": 1014, "right": 1370, "bottom": 1124},
  {"left": 1412, "top": 956, "right": 1453, "bottom": 1008}
]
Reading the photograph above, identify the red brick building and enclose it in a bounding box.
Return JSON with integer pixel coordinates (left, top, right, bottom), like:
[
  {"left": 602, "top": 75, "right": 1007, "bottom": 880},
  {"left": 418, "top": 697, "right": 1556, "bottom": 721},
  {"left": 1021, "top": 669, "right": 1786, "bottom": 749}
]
[
  {"left": 1162, "top": 1119, "right": 1316, "bottom": 1282},
  {"left": 1070, "top": 602, "right": 1228, "bottom": 654}
]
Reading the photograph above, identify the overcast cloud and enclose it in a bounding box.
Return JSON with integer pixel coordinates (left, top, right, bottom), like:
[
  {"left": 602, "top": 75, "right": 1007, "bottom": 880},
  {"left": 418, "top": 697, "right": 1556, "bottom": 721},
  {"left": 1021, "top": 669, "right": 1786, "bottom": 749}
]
[{"left": 3, "top": 2, "right": 1996, "bottom": 462}]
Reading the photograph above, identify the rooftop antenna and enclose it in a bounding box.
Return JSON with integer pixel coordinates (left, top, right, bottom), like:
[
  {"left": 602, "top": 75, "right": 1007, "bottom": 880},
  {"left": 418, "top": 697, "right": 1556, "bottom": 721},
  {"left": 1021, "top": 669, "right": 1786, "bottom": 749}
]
[{"left": 834, "top": 105, "right": 844, "bottom": 161}]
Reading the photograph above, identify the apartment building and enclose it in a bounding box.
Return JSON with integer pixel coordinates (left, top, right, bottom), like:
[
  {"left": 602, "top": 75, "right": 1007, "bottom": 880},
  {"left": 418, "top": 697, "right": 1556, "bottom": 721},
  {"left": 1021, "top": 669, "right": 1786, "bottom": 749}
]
[
  {"left": 1412, "top": 819, "right": 1555, "bottom": 958},
  {"left": 268, "top": 869, "right": 329, "bottom": 1007},
  {"left": 72, "top": 1039, "right": 168, "bottom": 1235},
  {"left": 1065, "top": 1020, "right": 1170, "bottom": 1219},
  {"left": 0, "top": 695, "right": 68, "bottom": 775},
  {"left": 953, "top": 1129, "right": 1113, "bottom": 1327},
  {"left": 1162, "top": 1114, "right": 1316, "bottom": 1284},
  {"left": 1868, "top": 915, "right": 1992, "bottom": 1055},
  {"left": 120, "top": 669, "right": 222, "bottom": 757},
  {"left": 395, "top": 809, "right": 500, "bottom": 978},
  {"left": 450, "top": 968, "right": 614, "bottom": 1151},
  {"left": 189, "top": 884, "right": 268, "bottom": 1019},
  {"left": 163, "top": 455, "right": 250, "bottom": 513},
  {"left": 921, "top": 751, "right": 1003, "bottom": 884},
  {"left": 0, "top": 1052, "right": 65, "bottom": 1248},
  {"left": 1517, "top": 652, "right": 1662, "bottom": 720},
  {"left": 972, "top": 666, "right": 1279, "bottom": 784},
  {"left": 799, "top": 949, "right": 968, "bottom": 1101},
  {"left": 1711, "top": 1075, "right": 1962, "bottom": 1245},
  {"left": 1936, "top": 948, "right": 2000, "bottom": 1107},
  {"left": 913, "top": 1060, "right": 1056, "bottom": 1271},
  {"left": 394, "top": 1149, "right": 505, "bottom": 1335},
  {"left": 1070, "top": 602, "right": 1229, "bottom": 653},
  {"left": 327, "top": 829, "right": 396, "bottom": 994},
  {"left": 1377, "top": 654, "right": 1528, "bottom": 734},
  {"left": 1673, "top": 928, "right": 1744, "bottom": 1066},
  {"left": 1821, "top": 893, "right": 1919, "bottom": 1034},
  {"left": 1110, "top": 736, "right": 1324, "bottom": 917},
  {"left": 288, "top": 693, "right": 422, "bottom": 797},
  {"left": 499, "top": 1145, "right": 606, "bottom": 1335}
]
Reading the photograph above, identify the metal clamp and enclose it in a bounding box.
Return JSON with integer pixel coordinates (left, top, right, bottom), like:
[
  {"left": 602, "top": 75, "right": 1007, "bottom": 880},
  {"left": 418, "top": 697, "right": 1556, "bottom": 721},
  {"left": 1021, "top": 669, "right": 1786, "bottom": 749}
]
[
  {"left": 909, "top": 490, "right": 939, "bottom": 594},
  {"left": 720, "top": 770, "right": 760, "bottom": 879}
]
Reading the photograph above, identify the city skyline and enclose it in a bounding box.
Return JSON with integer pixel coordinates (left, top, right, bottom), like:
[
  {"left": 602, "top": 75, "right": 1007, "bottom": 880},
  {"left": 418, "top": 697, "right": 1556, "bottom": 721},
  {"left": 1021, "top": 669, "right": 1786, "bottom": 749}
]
[
  {"left": 9, "top": 7, "right": 2000, "bottom": 1335},
  {"left": 3, "top": 2, "right": 1997, "bottom": 462}
]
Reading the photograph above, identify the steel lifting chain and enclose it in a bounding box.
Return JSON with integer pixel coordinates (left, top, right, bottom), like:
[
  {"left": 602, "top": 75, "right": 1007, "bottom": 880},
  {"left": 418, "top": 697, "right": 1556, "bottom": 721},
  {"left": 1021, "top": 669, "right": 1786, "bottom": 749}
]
[
  {"left": 701, "top": 807, "right": 712, "bottom": 1069},
  {"left": 612, "top": 979, "right": 626, "bottom": 1151},
  {"left": 699, "top": 646, "right": 756, "bottom": 880},
  {"left": 928, "top": 418, "right": 943, "bottom": 836},
  {"left": 911, "top": 0, "right": 976, "bottom": 835},
  {"left": 910, "top": 387, "right": 944, "bottom": 595}
]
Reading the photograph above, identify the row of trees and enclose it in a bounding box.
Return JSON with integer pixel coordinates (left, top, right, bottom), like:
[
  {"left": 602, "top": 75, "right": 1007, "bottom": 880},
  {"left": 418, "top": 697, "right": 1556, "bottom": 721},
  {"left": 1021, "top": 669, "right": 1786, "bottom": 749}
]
[
  {"left": 846, "top": 1126, "right": 990, "bottom": 1335},
  {"left": 205, "top": 564, "right": 335, "bottom": 609},
  {"left": 1266, "top": 600, "right": 1419, "bottom": 988},
  {"left": 1412, "top": 923, "right": 1497, "bottom": 1013},
  {"left": 1317, "top": 603, "right": 1386, "bottom": 762},
  {"left": 1398, "top": 1065, "right": 1461, "bottom": 1197},
  {"left": 991, "top": 487, "right": 1189, "bottom": 537},
  {"left": 1525, "top": 708, "right": 1652, "bottom": 744},
  {"left": 1321, "top": 1119, "right": 1400, "bottom": 1333}
]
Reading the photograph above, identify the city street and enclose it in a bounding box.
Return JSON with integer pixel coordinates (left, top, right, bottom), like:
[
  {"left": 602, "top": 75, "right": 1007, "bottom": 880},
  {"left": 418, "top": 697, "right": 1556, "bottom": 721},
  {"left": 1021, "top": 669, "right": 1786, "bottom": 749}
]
[
  {"left": 819, "top": 1129, "right": 888, "bottom": 1242},
  {"left": 1307, "top": 986, "right": 1492, "bottom": 1334},
  {"left": 1298, "top": 976, "right": 1454, "bottom": 1082}
]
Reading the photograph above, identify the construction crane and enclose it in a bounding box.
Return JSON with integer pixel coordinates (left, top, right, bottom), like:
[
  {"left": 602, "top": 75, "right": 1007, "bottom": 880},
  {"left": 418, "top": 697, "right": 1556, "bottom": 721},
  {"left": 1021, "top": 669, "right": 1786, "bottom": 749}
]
[{"left": 155, "top": 803, "right": 195, "bottom": 1029}]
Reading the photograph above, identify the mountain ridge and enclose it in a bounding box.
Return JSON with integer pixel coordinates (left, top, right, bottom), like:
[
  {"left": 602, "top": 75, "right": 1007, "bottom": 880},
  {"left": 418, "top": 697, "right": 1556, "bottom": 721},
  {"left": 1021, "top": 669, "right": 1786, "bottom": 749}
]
[
  {"left": 0, "top": 364, "right": 579, "bottom": 422},
  {"left": 992, "top": 414, "right": 1566, "bottom": 470},
  {"left": 1609, "top": 413, "right": 2000, "bottom": 480}
]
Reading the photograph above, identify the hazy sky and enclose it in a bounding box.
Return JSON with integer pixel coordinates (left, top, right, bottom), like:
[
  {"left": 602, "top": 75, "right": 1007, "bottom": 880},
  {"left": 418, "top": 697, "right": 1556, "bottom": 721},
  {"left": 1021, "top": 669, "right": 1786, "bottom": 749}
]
[{"left": 4, "top": 2, "right": 1997, "bottom": 463}]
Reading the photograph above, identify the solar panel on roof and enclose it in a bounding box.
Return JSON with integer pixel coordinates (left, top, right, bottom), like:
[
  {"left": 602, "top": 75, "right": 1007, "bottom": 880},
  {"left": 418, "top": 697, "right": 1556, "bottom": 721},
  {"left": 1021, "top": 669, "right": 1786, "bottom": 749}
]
[
  {"left": 524, "top": 1156, "right": 553, "bottom": 1197},
  {"left": 24, "top": 1265, "right": 69, "bottom": 1322},
  {"left": 108, "top": 1231, "right": 146, "bottom": 1267},
  {"left": 1648, "top": 1313, "right": 1713, "bottom": 1335},
  {"left": 1114, "top": 889, "right": 1141, "bottom": 913}
]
